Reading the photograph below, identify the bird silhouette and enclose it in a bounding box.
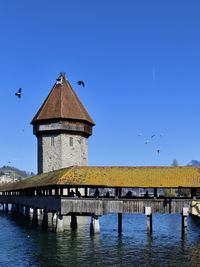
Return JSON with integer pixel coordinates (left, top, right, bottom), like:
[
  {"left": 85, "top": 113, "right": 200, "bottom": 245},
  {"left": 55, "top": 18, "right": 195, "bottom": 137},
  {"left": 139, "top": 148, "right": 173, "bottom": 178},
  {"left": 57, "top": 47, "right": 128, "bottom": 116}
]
[
  {"left": 77, "top": 80, "right": 85, "bottom": 87},
  {"left": 151, "top": 134, "right": 156, "bottom": 138},
  {"left": 157, "top": 149, "right": 160, "bottom": 154},
  {"left": 15, "top": 88, "right": 22, "bottom": 98}
]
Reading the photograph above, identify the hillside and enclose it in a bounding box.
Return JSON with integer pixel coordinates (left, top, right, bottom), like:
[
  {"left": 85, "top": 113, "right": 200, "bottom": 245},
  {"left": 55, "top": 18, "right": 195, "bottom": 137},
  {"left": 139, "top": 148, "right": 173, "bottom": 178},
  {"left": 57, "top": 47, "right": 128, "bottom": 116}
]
[{"left": 0, "top": 166, "right": 34, "bottom": 182}]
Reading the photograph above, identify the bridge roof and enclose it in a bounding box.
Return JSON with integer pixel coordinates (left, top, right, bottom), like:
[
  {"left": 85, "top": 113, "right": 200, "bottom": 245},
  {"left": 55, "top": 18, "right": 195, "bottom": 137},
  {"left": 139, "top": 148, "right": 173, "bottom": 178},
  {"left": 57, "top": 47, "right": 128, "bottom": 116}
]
[
  {"left": 31, "top": 75, "right": 95, "bottom": 126},
  {"left": 1, "top": 166, "right": 200, "bottom": 191}
]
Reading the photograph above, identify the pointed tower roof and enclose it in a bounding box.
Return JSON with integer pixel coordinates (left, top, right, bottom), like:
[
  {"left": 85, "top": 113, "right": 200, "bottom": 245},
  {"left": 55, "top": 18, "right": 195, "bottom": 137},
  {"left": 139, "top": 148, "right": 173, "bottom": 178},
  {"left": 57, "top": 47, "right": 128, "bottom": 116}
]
[{"left": 31, "top": 74, "right": 95, "bottom": 126}]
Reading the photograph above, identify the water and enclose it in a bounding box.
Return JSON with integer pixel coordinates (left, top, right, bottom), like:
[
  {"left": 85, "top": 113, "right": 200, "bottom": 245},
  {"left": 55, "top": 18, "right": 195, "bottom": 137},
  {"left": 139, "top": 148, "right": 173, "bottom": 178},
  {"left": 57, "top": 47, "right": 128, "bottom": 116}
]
[{"left": 0, "top": 213, "right": 200, "bottom": 267}]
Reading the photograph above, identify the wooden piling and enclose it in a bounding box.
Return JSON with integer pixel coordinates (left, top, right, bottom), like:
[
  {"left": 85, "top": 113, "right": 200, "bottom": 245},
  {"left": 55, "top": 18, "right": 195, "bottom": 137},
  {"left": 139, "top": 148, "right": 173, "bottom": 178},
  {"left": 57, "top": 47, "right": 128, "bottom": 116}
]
[
  {"left": 90, "top": 215, "right": 100, "bottom": 235},
  {"left": 71, "top": 215, "right": 77, "bottom": 230},
  {"left": 181, "top": 207, "right": 189, "bottom": 238},
  {"left": 145, "top": 207, "right": 152, "bottom": 233},
  {"left": 118, "top": 213, "right": 122, "bottom": 235},
  {"left": 42, "top": 208, "right": 48, "bottom": 230}
]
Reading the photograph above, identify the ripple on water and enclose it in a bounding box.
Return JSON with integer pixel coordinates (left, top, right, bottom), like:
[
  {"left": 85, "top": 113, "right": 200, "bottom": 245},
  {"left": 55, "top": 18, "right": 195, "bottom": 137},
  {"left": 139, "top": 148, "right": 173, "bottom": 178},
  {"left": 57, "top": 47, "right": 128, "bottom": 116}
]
[{"left": 0, "top": 213, "right": 200, "bottom": 266}]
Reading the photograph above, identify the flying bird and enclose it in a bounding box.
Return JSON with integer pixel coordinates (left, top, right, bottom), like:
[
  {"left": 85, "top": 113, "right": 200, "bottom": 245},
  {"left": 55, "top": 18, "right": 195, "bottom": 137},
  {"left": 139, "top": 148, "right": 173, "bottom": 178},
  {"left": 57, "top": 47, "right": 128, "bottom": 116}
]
[
  {"left": 15, "top": 88, "right": 22, "bottom": 98},
  {"left": 151, "top": 134, "right": 156, "bottom": 139},
  {"left": 157, "top": 149, "right": 160, "bottom": 154},
  {"left": 77, "top": 80, "right": 85, "bottom": 87}
]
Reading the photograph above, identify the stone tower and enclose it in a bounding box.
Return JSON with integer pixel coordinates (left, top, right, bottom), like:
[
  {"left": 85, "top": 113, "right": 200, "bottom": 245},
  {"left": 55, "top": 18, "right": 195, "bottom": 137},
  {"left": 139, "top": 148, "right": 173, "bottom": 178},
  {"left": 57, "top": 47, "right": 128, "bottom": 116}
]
[{"left": 31, "top": 74, "right": 95, "bottom": 174}]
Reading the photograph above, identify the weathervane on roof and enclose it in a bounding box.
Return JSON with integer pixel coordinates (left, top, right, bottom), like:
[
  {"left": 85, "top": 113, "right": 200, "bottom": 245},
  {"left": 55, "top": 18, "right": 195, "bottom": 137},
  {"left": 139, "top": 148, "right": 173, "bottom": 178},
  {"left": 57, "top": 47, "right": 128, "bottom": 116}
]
[
  {"left": 56, "top": 72, "right": 66, "bottom": 85},
  {"left": 60, "top": 72, "right": 66, "bottom": 78}
]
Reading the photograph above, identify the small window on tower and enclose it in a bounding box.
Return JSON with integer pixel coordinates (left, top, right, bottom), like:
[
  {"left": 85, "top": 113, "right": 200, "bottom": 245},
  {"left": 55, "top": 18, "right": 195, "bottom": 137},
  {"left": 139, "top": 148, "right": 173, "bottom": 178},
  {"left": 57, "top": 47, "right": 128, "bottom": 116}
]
[
  {"left": 51, "top": 136, "right": 54, "bottom": 146},
  {"left": 69, "top": 137, "right": 73, "bottom": 147}
]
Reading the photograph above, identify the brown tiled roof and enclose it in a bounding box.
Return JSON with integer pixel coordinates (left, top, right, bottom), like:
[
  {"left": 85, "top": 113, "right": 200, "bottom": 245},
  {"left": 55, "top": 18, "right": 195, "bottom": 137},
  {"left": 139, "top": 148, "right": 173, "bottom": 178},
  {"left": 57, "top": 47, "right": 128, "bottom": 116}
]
[{"left": 31, "top": 75, "right": 95, "bottom": 125}]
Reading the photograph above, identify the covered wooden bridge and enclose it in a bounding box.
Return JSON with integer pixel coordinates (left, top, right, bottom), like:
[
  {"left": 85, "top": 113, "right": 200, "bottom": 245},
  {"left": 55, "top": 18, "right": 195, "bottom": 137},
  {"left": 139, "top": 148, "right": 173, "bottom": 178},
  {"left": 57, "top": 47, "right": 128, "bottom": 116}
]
[{"left": 0, "top": 166, "right": 200, "bottom": 234}]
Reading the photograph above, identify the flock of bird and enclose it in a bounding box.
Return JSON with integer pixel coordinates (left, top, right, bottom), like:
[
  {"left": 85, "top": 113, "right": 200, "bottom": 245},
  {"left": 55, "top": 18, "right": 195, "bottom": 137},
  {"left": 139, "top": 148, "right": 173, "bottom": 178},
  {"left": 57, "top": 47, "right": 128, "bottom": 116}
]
[
  {"left": 138, "top": 133, "right": 163, "bottom": 155},
  {"left": 14, "top": 78, "right": 162, "bottom": 157}
]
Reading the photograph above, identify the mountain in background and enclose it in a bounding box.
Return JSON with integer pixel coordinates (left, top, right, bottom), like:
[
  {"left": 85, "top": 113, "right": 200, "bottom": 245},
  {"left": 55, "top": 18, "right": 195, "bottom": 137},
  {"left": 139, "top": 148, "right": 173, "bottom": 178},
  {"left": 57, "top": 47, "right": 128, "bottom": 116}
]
[{"left": 187, "top": 160, "right": 200, "bottom": 167}]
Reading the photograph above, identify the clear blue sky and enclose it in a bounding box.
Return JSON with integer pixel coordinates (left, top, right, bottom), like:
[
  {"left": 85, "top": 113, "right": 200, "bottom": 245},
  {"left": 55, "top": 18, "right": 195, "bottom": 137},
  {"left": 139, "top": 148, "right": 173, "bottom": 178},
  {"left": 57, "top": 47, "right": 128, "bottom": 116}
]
[{"left": 0, "top": 0, "right": 200, "bottom": 173}]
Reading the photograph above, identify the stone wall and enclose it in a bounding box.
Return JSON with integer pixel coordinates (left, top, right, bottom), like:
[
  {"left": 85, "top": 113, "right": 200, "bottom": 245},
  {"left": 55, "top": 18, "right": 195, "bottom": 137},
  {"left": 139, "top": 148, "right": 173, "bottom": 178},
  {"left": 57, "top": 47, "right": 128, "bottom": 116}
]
[{"left": 38, "top": 133, "right": 88, "bottom": 173}]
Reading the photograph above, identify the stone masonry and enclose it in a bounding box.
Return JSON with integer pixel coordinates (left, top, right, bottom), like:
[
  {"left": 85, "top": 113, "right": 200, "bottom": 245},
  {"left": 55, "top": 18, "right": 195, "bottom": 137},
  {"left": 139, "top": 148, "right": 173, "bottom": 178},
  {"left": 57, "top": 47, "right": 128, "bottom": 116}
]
[{"left": 38, "top": 133, "right": 88, "bottom": 173}]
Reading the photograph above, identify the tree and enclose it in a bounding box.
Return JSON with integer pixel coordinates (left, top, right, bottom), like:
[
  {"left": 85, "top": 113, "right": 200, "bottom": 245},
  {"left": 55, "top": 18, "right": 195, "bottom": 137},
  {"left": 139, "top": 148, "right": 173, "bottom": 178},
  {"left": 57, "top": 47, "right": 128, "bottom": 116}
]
[{"left": 171, "top": 159, "right": 179, "bottom": 167}]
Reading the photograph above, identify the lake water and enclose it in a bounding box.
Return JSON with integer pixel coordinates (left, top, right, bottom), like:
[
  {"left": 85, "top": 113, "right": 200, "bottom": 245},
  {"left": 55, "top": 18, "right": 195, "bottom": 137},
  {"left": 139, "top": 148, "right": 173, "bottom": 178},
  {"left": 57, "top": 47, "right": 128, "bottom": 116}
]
[{"left": 0, "top": 213, "right": 200, "bottom": 267}]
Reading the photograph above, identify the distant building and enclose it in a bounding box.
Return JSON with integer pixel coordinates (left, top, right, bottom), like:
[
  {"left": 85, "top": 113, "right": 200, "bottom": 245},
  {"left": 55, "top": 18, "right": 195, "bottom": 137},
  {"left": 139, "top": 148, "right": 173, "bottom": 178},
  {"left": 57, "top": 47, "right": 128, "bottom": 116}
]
[
  {"left": 0, "top": 174, "right": 18, "bottom": 184},
  {"left": 31, "top": 73, "right": 95, "bottom": 174}
]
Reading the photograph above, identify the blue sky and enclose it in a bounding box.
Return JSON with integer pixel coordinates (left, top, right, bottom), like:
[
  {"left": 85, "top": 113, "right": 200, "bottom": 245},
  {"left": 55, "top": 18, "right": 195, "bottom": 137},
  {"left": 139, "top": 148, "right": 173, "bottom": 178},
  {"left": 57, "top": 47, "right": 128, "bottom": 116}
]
[{"left": 0, "top": 0, "right": 200, "bottom": 173}]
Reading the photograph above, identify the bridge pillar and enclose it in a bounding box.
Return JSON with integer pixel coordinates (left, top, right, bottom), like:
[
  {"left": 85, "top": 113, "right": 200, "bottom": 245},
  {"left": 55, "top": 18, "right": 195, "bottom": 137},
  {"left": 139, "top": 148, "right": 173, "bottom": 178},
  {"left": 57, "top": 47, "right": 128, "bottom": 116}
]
[
  {"left": 42, "top": 208, "right": 48, "bottom": 230},
  {"left": 11, "top": 203, "right": 18, "bottom": 213},
  {"left": 145, "top": 207, "right": 152, "bottom": 233},
  {"left": 11, "top": 203, "right": 16, "bottom": 213},
  {"left": 25, "top": 206, "right": 30, "bottom": 220},
  {"left": 5, "top": 203, "right": 9, "bottom": 212},
  {"left": 90, "top": 215, "right": 100, "bottom": 235},
  {"left": 32, "top": 208, "right": 38, "bottom": 226},
  {"left": 71, "top": 215, "right": 78, "bottom": 230},
  {"left": 19, "top": 205, "right": 24, "bottom": 215},
  {"left": 118, "top": 213, "right": 122, "bottom": 235},
  {"left": 182, "top": 207, "right": 189, "bottom": 237}
]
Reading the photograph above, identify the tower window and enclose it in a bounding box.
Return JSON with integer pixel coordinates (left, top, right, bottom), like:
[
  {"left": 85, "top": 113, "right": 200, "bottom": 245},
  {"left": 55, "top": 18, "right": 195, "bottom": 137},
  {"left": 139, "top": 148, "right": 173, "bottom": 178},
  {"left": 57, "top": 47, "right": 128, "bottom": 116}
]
[
  {"left": 69, "top": 137, "right": 73, "bottom": 147},
  {"left": 51, "top": 136, "right": 54, "bottom": 146}
]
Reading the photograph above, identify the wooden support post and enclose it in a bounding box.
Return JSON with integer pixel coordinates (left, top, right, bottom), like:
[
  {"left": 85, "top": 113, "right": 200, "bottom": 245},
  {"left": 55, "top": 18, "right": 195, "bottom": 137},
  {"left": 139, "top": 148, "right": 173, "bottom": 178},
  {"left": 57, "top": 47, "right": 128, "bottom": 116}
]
[
  {"left": 84, "top": 187, "right": 88, "bottom": 197},
  {"left": 181, "top": 207, "right": 189, "bottom": 238},
  {"left": 145, "top": 207, "right": 152, "bottom": 234},
  {"left": 25, "top": 206, "right": 30, "bottom": 220},
  {"left": 118, "top": 188, "right": 122, "bottom": 198},
  {"left": 42, "top": 208, "right": 48, "bottom": 230},
  {"left": 60, "top": 188, "right": 63, "bottom": 196},
  {"left": 71, "top": 215, "right": 78, "bottom": 230},
  {"left": 19, "top": 205, "right": 24, "bottom": 215},
  {"left": 11, "top": 203, "right": 15, "bottom": 213},
  {"left": 15, "top": 204, "right": 20, "bottom": 214},
  {"left": 75, "top": 188, "right": 78, "bottom": 195},
  {"left": 32, "top": 208, "right": 38, "bottom": 226},
  {"left": 55, "top": 188, "right": 58, "bottom": 196},
  {"left": 154, "top": 188, "right": 157, "bottom": 199},
  {"left": 118, "top": 213, "right": 122, "bottom": 235},
  {"left": 115, "top": 188, "right": 119, "bottom": 198},
  {"left": 5, "top": 203, "right": 9, "bottom": 212}
]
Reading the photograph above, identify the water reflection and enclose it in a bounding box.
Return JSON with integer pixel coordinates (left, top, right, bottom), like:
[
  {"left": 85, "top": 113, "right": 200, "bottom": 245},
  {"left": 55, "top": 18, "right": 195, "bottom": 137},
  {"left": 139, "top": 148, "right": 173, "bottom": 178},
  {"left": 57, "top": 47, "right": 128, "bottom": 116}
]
[{"left": 0, "top": 213, "right": 200, "bottom": 266}]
